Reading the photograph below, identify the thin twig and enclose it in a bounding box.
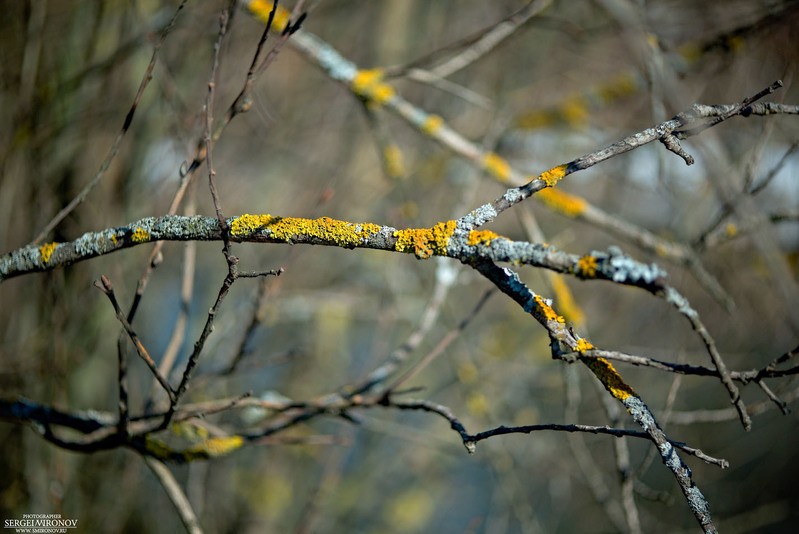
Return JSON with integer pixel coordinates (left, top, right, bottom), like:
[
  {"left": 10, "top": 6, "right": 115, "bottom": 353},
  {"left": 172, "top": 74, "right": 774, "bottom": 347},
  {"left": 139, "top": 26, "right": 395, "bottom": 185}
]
[
  {"left": 94, "top": 275, "right": 175, "bottom": 401},
  {"left": 144, "top": 456, "right": 204, "bottom": 534}
]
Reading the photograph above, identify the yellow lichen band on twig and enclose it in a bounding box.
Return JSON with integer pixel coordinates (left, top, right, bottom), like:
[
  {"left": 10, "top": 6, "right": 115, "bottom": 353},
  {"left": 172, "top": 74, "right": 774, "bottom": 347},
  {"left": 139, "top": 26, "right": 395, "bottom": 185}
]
[
  {"left": 549, "top": 275, "right": 585, "bottom": 327},
  {"left": 131, "top": 227, "right": 150, "bottom": 243},
  {"left": 144, "top": 434, "right": 245, "bottom": 462},
  {"left": 394, "top": 220, "right": 457, "bottom": 259},
  {"left": 482, "top": 152, "right": 513, "bottom": 184},
  {"left": 230, "top": 213, "right": 278, "bottom": 236},
  {"left": 351, "top": 69, "right": 396, "bottom": 105},
  {"left": 38, "top": 242, "right": 59, "bottom": 264},
  {"left": 533, "top": 294, "right": 566, "bottom": 325},
  {"left": 539, "top": 164, "right": 568, "bottom": 187},
  {"left": 248, "top": 0, "right": 292, "bottom": 31},
  {"left": 421, "top": 114, "right": 444, "bottom": 135},
  {"left": 536, "top": 188, "right": 587, "bottom": 217},
  {"left": 231, "top": 214, "right": 382, "bottom": 247},
  {"left": 467, "top": 230, "right": 501, "bottom": 246},
  {"left": 576, "top": 254, "right": 598, "bottom": 278},
  {"left": 575, "top": 339, "right": 639, "bottom": 401},
  {"left": 184, "top": 435, "right": 245, "bottom": 459}
]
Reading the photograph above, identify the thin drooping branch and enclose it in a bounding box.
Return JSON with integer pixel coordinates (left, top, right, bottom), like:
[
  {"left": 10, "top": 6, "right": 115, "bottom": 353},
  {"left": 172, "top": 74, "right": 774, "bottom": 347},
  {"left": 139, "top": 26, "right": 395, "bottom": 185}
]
[{"left": 382, "top": 398, "right": 728, "bottom": 468}]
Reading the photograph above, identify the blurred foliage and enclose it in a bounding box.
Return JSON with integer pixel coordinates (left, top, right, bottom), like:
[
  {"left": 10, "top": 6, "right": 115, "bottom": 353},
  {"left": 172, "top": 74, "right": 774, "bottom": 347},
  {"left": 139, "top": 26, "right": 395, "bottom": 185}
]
[{"left": 1, "top": 1, "right": 798, "bottom": 532}]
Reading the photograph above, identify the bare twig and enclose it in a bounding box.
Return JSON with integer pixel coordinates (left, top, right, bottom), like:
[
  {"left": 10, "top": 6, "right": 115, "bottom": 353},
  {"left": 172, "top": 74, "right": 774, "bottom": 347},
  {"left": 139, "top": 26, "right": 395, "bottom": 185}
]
[
  {"left": 94, "top": 275, "right": 175, "bottom": 402},
  {"left": 387, "top": 398, "right": 728, "bottom": 468},
  {"left": 144, "top": 457, "right": 203, "bottom": 534}
]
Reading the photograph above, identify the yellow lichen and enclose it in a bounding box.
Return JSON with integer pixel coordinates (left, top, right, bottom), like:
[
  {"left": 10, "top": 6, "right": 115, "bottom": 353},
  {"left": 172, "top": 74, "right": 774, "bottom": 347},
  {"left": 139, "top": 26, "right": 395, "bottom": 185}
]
[
  {"left": 534, "top": 295, "right": 565, "bottom": 325},
  {"left": 39, "top": 242, "right": 58, "bottom": 264},
  {"left": 394, "top": 220, "right": 456, "bottom": 259},
  {"left": 581, "top": 357, "right": 637, "bottom": 401},
  {"left": 185, "top": 435, "right": 244, "bottom": 459},
  {"left": 536, "top": 188, "right": 587, "bottom": 217},
  {"left": 539, "top": 164, "right": 568, "bottom": 187},
  {"left": 351, "top": 69, "right": 395, "bottom": 105},
  {"left": 467, "top": 230, "right": 500, "bottom": 246},
  {"left": 550, "top": 275, "right": 585, "bottom": 327},
  {"left": 576, "top": 255, "right": 598, "bottom": 278},
  {"left": 131, "top": 227, "right": 150, "bottom": 243},
  {"left": 143, "top": 436, "right": 173, "bottom": 461},
  {"left": 232, "top": 214, "right": 381, "bottom": 247},
  {"left": 230, "top": 214, "right": 277, "bottom": 236},
  {"left": 482, "top": 152, "right": 512, "bottom": 183},
  {"left": 144, "top": 434, "right": 245, "bottom": 462},
  {"left": 725, "top": 223, "right": 738, "bottom": 238},
  {"left": 421, "top": 114, "right": 444, "bottom": 135},
  {"left": 575, "top": 338, "right": 594, "bottom": 353},
  {"left": 248, "top": 0, "right": 291, "bottom": 32}
]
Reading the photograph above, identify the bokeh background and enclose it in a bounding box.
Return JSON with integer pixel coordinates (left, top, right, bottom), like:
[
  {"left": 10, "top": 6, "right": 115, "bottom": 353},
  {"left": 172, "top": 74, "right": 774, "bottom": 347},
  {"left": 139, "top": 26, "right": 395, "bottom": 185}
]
[{"left": 1, "top": 1, "right": 798, "bottom": 532}]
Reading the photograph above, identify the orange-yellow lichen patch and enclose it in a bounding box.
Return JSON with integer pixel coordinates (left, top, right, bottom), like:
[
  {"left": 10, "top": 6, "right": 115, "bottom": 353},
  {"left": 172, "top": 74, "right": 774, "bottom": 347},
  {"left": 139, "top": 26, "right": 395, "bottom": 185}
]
[
  {"left": 550, "top": 275, "right": 585, "bottom": 327},
  {"left": 421, "top": 114, "right": 444, "bottom": 135},
  {"left": 351, "top": 69, "right": 395, "bottom": 105},
  {"left": 482, "top": 152, "right": 512, "bottom": 183},
  {"left": 233, "top": 214, "right": 381, "bottom": 247},
  {"left": 39, "top": 242, "right": 58, "bottom": 264},
  {"left": 536, "top": 188, "right": 587, "bottom": 217},
  {"left": 575, "top": 338, "right": 594, "bottom": 353},
  {"left": 725, "top": 223, "right": 738, "bottom": 238},
  {"left": 581, "top": 357, "right": 637, "bottom": 401},
  {"left": 131, "top": 227, "right": 150, "bottom": 243},
  {"left": 231, "top": 214, "right": 277, "bottom": 236},
  {"left": 248, "top": 0, "right": 291, "bottom": 32},
  {"left": 467, "top": 230, "right": 500, "bottom": 247},
  {"left": 394, "top": 220, "right": 456, "bottom": 259},
  {"left": 539, "top": 164, "right": 568, "bottom": 187},
  {"left": 281, "top": 217, "right": 381, "bottom": 246},
  {"left": 534, "top": 294, "right": 565, "bottom": 325},
  {"left": 576, "top": 255, "right": 598, "bottom": 278}
]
